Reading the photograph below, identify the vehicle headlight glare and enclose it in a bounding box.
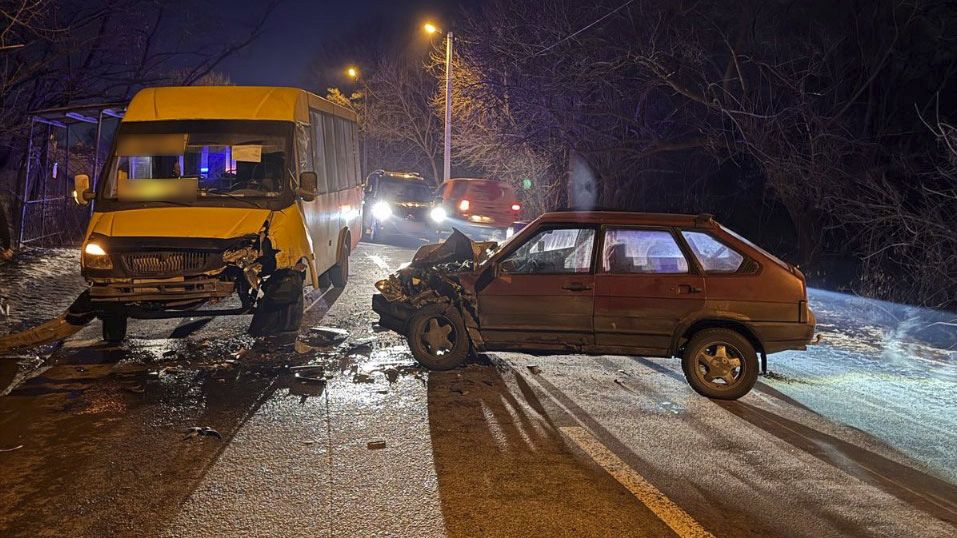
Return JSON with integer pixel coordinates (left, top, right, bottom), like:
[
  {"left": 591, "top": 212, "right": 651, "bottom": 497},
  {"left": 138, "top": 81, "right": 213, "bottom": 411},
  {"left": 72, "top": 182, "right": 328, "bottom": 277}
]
[
  {"left": 83, "top": 241, "right": 112, "bottom": 269},
  {"left": 371, "top": 201, "right": 392, "bottom": 221},
  {"left": 85, "top": 242, "right": 107, "bottom": 256},
  {"left": 430, "top": 207, "right": 447, "bottom": 223}
]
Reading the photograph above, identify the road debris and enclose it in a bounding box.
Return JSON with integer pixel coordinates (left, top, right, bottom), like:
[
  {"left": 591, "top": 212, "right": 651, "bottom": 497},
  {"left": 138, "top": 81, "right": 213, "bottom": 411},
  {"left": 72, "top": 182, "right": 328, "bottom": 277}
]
[
  {"left": 294, "top": 372, "right": 326, "bottom": 384},
  {"left": 527, "top": 364, "right": 542, "bottom": 375},
  {"left": 0, "top": 296, "right": 9, "bottom": 317},
  {"left": 0, "top": 291, "right": 96, "bottom": 354},
  {"left": 340, "top": 336, "right": 377, "bottom": 354},
  {"left": 306, "top": 326, "right": 349, "bottom": 344},
  {"left": 367, "top": 440, "right": 387, "bottom": 450},
  {"left": 294, "top": 340, "right": 321, "bottom": 354},
  {"left": 184, "top": 426, "right": 223, "bottom": 440},
  {"left": 0, "top": 444, "right": 24, "bottom": 452}
]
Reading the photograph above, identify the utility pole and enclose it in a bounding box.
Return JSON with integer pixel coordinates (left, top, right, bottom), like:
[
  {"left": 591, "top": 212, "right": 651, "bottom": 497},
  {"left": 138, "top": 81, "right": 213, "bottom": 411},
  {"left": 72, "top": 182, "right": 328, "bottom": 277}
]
[{"left": 443, "top": 31, "right": 453, "bottom": 182}]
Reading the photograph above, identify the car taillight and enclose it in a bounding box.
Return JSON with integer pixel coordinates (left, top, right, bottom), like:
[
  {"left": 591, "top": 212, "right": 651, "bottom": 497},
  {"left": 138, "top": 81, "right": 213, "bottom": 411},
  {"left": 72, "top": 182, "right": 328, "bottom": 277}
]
[
  {"left": 458, "top": 199, "right": 470, "bottom": 211},
  {"left": 511, "top": 203, "right": 521, "bottom": 211}
]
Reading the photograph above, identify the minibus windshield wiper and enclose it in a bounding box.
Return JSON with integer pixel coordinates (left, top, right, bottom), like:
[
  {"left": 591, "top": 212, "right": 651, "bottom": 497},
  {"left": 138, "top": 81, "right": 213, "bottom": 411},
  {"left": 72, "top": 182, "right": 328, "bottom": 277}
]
[{"left": 201, "top": 190, "right": 268, "bottom": 208}]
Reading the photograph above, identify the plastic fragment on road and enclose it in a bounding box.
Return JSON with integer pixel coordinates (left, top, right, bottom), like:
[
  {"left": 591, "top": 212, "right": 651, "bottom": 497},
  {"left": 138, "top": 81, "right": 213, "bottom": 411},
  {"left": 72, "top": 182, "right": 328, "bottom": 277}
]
[
  {"left": 184, "top": 426, "right": 223, "bottom": 440},
  {"left": 367, "top": 440, "right": 386, "bottom": 450},
  {"left": 0, "top": 444, "right": 24, "bottom": 452}
]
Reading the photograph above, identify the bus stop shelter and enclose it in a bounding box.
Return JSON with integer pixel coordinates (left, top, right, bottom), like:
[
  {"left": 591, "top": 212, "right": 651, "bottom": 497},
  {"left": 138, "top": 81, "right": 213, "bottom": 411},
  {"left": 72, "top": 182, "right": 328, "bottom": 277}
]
[{"left": 15, "top": 103, "right": 125, "bottom": 247}]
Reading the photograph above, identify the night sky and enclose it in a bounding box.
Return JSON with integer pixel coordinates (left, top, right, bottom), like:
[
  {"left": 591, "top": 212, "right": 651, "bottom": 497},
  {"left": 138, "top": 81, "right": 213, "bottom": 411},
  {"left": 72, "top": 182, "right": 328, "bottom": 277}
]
[{"left": 219, "top": 0, "right": 460, "bottom": 87}]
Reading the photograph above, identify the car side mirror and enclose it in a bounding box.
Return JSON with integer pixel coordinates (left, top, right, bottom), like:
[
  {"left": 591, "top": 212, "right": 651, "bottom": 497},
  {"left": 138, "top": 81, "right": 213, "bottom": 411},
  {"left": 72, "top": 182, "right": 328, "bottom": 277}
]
[
  {"left": 298, "top": 171, "right": 317, "bottom": 201},
  {"left": 73, "top": 174, "right": 94, "bottom": 205}
]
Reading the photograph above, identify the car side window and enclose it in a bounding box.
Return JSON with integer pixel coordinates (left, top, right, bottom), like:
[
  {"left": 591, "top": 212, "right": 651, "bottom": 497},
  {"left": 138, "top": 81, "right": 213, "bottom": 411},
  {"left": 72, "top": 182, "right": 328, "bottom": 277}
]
[
  {"left": 681, "top": 231, "right": 744, "bottom": 272},
  {"left": 602, "top": 229, "right": 689, "bottom": 273},
  {"left": 500, "top": 227, "right": 595, "bottom": 274}
]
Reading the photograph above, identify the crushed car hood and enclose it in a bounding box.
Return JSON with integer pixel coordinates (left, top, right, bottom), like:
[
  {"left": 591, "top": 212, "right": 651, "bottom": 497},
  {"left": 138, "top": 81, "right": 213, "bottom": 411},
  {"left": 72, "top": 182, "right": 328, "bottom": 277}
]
[{"left": 375, "top": 229, "right": 496, "bottom": 303}]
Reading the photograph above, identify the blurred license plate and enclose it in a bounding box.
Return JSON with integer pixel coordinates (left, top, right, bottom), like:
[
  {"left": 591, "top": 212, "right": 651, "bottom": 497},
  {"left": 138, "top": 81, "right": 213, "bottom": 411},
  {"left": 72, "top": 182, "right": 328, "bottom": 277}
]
[{"left": 469, "top": 215, "right": 493, "bottom": 223}]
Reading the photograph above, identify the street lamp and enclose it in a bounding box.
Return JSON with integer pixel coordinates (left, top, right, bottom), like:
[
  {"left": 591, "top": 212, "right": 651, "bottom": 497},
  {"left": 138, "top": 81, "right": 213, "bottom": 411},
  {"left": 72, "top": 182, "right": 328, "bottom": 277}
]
[
  {"left": 424, "top": 22, "right": 452, "bottom": 182},
  {"left": 346, "top": 66, "right": 359, "bottom": 79}
]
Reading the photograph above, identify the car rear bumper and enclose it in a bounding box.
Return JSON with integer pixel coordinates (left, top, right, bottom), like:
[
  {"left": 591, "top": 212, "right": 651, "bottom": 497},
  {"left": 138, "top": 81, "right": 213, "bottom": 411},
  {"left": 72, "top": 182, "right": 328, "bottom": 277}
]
[{"left": 751, "top": 321, "right": 816, "bottom": 354}]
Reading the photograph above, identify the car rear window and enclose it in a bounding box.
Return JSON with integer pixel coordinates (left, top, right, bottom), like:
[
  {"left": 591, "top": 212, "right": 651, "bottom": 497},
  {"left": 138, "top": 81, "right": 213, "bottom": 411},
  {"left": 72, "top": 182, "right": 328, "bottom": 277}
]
[
  {"left": 718, "top": 225, "right": 790, "bottom": 270},
  {"left": 465, "top": 181, "right": 514, "bottom": 201},
  {"left": 681, "top": 231, "right": 744, "bottom": 272}
]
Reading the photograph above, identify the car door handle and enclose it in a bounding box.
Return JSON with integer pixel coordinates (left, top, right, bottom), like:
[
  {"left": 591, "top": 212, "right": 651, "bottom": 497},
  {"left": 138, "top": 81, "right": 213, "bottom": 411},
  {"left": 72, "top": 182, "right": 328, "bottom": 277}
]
[
  {"left": 562, "top": 282, "right": 592, "bottom": 292},
  {"left": 677, "top": 284, "right": 702, "bottom": 294}
]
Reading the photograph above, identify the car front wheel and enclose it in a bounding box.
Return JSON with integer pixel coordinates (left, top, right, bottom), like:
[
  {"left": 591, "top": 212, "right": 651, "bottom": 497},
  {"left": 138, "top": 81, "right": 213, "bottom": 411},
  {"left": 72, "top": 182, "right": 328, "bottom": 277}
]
[
  {"left": 406, "top": 303, "right": 471, "bottom": 370},
  {"left": 681, "top": 328, "right": 758, "bottom": 400}
]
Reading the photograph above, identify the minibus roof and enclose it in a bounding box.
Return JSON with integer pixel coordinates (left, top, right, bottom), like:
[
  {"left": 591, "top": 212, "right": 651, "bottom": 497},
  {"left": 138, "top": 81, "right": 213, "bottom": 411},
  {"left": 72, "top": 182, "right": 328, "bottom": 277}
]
[{"left": 123, "top": 86, "right": 357, "bottom": 123}]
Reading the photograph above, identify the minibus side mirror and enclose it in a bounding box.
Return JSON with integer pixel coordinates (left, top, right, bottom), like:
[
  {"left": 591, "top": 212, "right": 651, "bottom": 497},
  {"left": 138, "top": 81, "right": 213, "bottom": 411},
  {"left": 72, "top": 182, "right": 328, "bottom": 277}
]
[
  {"left": 73, "top": 174, "right": 94, "bottom": 206},
  {"left": 298, "top": 171, "right": 317, "bottom": 202}
]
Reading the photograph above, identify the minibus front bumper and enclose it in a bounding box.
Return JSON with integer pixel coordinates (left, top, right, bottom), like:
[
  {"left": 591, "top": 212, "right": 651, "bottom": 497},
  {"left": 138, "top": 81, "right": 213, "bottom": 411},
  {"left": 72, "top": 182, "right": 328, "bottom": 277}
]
[{"left": 88, "top": 276, "right": 236, "bottom": 302}]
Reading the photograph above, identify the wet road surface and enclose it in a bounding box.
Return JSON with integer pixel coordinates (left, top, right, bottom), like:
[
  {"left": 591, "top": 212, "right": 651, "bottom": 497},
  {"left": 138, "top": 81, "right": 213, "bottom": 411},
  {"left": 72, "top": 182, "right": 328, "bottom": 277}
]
[{"left": 0, "top": 241, "right": 955, "bottom": 537}]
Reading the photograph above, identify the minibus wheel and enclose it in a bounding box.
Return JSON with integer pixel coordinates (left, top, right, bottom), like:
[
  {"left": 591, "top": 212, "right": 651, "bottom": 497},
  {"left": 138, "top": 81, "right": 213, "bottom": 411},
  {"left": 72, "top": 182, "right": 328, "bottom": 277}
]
[
  {"left": 249, "top": 270, "right": 304, "bottom": 336},
  {"left": 101, "top": 314, "right": 128, "bottom": 343},
  {"left": 330, "top": 243, "right": 350, "bottom": 288}
]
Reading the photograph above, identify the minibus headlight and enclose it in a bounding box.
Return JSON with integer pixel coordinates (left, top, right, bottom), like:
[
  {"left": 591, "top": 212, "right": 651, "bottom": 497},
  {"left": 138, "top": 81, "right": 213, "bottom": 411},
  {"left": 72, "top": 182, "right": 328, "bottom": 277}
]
[
  {"left": 371, "top": 201, "right": 392, "bottom": 221},
  {"left": 83, "top": 242, "right": 112, "bottom": 269},
  {"left": 429, "top": 207, "right": 447, "bottom": 223}
]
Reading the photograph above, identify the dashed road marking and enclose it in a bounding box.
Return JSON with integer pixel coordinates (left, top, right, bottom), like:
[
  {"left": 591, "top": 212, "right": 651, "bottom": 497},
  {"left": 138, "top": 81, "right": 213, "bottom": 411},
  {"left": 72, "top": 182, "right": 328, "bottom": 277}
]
[
  {"left": 366, "top": 254, "right": 391, "bottom": 272},
  {"left": 560, "top": 426, "right": 715, "bottom": 538}
]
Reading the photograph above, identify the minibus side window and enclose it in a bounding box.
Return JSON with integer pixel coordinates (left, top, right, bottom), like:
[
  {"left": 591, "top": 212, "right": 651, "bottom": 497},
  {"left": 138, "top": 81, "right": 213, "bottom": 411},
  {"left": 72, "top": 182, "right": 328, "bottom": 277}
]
[
  {"left": 336, "top": 117, "right": 356, "bottom": 189},
  {"left": 295, "top": 123, "right": 313, "bottom": 188},
  {"left": 309, "top": 110, "right": 328, "bottom": 193},
  {"left": 321, "top": 113, "right": 338, "bottom": 192},
  {"left": 351, "top": 123, "right": 361, "bottom": 184}
]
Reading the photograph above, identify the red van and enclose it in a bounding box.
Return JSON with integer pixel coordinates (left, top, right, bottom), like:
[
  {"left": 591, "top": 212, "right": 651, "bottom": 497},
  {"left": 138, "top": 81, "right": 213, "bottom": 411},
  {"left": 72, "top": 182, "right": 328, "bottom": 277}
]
[{"left": 432, "top": 178, "right": 520, "bottom": 240}]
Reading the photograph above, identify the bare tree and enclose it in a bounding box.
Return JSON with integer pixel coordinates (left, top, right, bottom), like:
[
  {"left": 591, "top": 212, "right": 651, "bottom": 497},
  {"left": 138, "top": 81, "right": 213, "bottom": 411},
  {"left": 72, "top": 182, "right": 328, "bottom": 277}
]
[{"left": 447, "top": 0, "right": 957, "bottom": 307}]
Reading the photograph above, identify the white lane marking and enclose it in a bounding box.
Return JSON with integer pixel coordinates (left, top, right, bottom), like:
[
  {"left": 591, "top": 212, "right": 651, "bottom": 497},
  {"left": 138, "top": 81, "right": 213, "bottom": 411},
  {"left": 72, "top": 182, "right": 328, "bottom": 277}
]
[
  {"left": 366, "top": 254, "right": 391, "bottom": 272},
  {"left": 304, "top": 286, "right": 337, "bottom": 313},
  {"left": 560, "top": 426, "right": 715, "bottom": 538}
]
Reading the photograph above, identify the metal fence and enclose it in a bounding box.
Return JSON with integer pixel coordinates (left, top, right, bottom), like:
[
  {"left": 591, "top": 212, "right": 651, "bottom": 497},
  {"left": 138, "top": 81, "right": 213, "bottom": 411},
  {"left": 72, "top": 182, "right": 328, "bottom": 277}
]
[{"left": 16, "top": 104, "right": 124, "bottom": 247}]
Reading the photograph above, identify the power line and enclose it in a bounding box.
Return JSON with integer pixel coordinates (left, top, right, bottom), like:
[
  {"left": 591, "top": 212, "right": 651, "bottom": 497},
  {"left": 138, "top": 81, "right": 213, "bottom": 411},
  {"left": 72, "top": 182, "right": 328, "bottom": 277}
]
[{"left": 535, "top": 0, "right": 634, "bottom": 56}]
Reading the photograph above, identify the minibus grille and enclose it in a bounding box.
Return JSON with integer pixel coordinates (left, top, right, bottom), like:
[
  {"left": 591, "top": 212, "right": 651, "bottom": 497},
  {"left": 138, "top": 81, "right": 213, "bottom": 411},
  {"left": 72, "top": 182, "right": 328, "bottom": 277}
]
[{"left": 123, "top": 251, "right": 212, "bottom": 277}]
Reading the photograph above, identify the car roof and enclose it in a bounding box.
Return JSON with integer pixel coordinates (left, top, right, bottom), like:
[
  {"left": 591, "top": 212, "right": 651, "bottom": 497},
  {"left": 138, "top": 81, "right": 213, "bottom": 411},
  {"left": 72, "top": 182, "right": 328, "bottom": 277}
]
[{"left": 537, "top": 210, "right": 718, "bottom": 229}]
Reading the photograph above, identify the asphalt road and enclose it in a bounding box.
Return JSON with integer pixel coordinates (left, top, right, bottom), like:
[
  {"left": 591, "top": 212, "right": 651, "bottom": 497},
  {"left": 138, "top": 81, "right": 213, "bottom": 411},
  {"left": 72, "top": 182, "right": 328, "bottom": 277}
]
[{"left": 0, "top": 241, "right": 955, "bottom": 537}]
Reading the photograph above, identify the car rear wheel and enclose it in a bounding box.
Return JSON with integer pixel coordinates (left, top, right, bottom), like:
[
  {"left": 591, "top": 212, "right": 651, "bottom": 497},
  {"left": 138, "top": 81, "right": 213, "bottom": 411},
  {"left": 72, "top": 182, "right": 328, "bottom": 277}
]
[
  {"left": 407, "top": 303, "right": 470, "bottom": 370},
  {"left": 101, "top": 314, "right": 128, "bottom": 343},
  {"left": 681, "top": 328, "right": 758, "bottom": 400}
]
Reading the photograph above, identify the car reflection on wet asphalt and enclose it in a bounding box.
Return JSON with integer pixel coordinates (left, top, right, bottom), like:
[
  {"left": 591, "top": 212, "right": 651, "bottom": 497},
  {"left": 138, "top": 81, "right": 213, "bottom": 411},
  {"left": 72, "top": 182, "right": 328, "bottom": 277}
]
[{"left": 0, "top": 242, "right": 955, "bottom": 537}]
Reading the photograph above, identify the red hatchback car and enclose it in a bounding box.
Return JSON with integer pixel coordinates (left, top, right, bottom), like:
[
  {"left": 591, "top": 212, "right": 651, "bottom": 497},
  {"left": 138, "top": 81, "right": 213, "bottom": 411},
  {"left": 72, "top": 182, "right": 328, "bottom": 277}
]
[{"left": 373, "top": 211, "right": 816, "bottom": 400}]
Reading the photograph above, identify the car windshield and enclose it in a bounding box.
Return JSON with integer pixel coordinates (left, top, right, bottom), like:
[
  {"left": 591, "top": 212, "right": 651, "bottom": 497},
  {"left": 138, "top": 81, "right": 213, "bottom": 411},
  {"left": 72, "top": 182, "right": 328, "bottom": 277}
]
[
  {"left": 100, "top": 120, "right": 293, "bottom": 205},
  {"left": 378, "top": 179, "right": 433, "bottom": 202}
]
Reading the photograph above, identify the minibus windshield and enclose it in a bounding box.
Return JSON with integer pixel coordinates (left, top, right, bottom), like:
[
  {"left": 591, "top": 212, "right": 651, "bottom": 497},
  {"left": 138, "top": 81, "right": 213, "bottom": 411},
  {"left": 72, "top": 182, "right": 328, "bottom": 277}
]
[{"left": 100, "top": 120, "right": 294, "bottom": 208}]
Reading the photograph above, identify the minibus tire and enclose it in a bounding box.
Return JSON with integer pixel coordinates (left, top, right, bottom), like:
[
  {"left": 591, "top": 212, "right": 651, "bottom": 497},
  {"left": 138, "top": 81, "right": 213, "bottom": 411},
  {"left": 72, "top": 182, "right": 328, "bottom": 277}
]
[
  {"left": 249, "top": 270, "right": 304, "bottom": 336},
  {"left": 330, "top": 243, "right": 349, "bottom": 288},
  {"left": 102, "top": 314, "right": 128, "bottom": 343}
]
